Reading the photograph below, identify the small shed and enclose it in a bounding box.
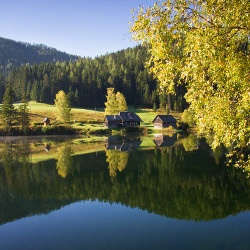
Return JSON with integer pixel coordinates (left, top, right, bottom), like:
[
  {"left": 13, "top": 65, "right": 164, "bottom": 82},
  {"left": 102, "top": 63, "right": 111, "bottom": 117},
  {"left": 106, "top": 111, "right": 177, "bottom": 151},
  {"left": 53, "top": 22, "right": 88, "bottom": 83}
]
[
  {"left": 104, "top": 115, "right": 121, "bottom": 128},
  {"left": 43, "top": 118, "right": 51, "bottom": 126},
  {"left": 152, "top": 115, "right": 177, "bottom": 129},
  {"left": 44, "top": 143, "right": 51, "bottom": 152}
]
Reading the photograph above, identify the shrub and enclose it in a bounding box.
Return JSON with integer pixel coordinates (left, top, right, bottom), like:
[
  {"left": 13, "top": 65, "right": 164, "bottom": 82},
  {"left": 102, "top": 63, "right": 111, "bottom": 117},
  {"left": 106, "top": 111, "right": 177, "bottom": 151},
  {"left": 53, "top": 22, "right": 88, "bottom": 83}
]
[{"left": 41, "top": 125, "right": 75, "bottom": 135}]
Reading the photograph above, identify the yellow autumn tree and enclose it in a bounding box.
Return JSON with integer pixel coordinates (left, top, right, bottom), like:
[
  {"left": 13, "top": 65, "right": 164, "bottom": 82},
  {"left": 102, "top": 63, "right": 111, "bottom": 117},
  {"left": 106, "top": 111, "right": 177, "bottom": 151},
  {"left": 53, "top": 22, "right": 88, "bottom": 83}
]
[
  {"left": 54, "top": 90, "right": 71, "bottom": 123},
  {"left": 131, "top": 0, "right": 250, "bottom": 174},
  {"left": 104, "top": 87, "right": 128, "bottom": 114}
]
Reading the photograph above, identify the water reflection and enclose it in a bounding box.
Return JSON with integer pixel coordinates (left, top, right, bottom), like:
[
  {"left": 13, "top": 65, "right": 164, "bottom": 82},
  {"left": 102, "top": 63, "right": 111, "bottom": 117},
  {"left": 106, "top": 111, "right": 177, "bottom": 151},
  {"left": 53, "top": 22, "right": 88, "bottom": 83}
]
[
  {"left": 106, "top": 150, "right": 129, "bottom": 177},
  {"left": 182, "top": 134, "right": 199, "bottom": 151},
  {"left": 153, "top": 133, "right": 177, "bottom": 147},
  {"left": 0, "top": 135, "right": 249, "bottom": 226},
  {"left": 105, "top": 136, "right": 141, "bottom": 176},
  {"left": 56, "top": 143, "right": 73, "bottom": 178},
  {"left": 105, "top": 136, "right": 141, "bottom": 151}
]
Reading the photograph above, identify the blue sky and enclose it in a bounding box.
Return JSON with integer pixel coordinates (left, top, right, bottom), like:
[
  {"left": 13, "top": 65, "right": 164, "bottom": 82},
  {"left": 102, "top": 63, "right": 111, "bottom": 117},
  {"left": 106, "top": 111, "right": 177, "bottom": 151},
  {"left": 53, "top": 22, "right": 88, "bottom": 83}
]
[{"left": 0, "top": 0, "right": 156, "bottom": 57}]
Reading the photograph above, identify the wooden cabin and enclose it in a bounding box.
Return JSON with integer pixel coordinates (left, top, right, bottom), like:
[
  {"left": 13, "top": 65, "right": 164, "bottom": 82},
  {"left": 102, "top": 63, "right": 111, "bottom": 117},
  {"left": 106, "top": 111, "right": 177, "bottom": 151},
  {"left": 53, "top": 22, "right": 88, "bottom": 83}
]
[
  {"left": 43, "top": 118, "right": 51, "bottom": 126},
  {"left": 104, "top": 111, "right": 142, "bottom": 128},
  {"left": 152, "top": 115, "right": 177, "bottom": 129},
  {"left": 104, "top": 115, "right": 121, "bottom": 128},
  {"left": 119, "top": 111, "right": 142, "bottom": 127}
]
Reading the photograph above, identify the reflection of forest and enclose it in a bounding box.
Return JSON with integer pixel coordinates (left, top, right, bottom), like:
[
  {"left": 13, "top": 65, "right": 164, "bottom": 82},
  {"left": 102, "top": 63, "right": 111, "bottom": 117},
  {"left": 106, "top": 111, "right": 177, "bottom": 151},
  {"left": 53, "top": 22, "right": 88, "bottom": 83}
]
[{"left": 0, "top": 137, "right": 250, "bottom": 225}]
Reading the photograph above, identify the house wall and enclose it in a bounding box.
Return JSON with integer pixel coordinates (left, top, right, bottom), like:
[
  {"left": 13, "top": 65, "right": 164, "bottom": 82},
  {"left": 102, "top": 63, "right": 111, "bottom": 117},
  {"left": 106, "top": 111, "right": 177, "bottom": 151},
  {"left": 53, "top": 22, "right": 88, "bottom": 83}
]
[
  {"left": 154, "top": 122, "right": 177, "bottom": 128},
  {"left": 105, "top": 121, "right": 120, "bottom": 128},
  {"left": 154, "top": 122, "right": 163, "bottom": 129},
  {"left": 123, "top": 121, "right": 140, "bottom": 127}
]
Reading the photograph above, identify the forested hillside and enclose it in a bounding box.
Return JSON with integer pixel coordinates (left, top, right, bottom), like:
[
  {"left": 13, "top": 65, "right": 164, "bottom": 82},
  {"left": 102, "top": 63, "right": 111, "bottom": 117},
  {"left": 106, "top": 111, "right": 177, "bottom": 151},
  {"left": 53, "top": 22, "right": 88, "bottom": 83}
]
[
  {"left": 0, "top": 37, "right": 79, "bottom": 73},
  {"left": 2, "top": 45, "right": 186, "bottom": 109}
]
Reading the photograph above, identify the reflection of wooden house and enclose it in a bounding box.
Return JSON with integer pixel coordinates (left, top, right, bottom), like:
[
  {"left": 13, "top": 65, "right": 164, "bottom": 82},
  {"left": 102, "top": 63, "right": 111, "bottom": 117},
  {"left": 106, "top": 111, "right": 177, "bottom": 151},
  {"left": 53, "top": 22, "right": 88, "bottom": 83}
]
[
  {"left": 104, "top": 111, "right": 142, "bottom": 128},
  {"left": 120, "top": 141, "right": 142, "bottom": 151},
  {"left": 152, "top": 115, "right": 177, "bottom": 129},
  {"left": 153, "top": 134, "right": 177, "bottom": 147},
  {"left": 43, "top": 118, "right": 51, "bottom": 126},
  {"left": 105, "top": 136, "right": 141, "bottom": 151}
]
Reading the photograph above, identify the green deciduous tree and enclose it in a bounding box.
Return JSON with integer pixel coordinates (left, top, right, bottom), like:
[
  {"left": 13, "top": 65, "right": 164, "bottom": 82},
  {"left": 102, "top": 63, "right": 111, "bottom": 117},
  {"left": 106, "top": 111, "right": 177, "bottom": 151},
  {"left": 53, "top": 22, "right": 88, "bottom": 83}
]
[
  {"left": 131, "top": 0, "right": 250, "bottom": 172},
  {"left": 104, "top": 87, "right": 128, "bottom": 114},
  {"left": 54, "top": 90, "right": 71, "bottom": 123}
]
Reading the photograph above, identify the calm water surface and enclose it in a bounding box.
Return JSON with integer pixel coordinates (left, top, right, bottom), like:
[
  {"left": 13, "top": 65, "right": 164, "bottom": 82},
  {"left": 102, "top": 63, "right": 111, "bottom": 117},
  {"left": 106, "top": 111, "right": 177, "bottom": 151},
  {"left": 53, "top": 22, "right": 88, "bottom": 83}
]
[{"left": 0, "top": 134, "right": 249, "bottom": 250}]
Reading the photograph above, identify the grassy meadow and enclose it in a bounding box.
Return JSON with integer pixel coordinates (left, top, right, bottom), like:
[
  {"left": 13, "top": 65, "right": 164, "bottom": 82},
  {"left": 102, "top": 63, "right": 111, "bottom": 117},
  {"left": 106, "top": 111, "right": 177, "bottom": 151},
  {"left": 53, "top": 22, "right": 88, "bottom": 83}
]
[
  {"left": 11, "top": 101, "right": 182, "bottom": 135},
  {"left": 22, "top": 101, "right": 105, "bottom": 124}
]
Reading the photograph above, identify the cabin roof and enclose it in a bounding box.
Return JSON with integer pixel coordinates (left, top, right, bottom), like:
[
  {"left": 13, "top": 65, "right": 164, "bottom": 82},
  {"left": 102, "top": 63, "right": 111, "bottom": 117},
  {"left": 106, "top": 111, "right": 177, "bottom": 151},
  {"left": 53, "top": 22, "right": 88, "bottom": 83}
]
[
  {"left": 105, "top": 115, "right": 121, "bottom": 121},
  {"left": 104, "top": 112, "right": 142, "bottom": 122},
  {"left": 152, "top": 115, "right": 177, "bottom": 123},
  {"left": 119, "top": 111, "right": 142, "bottom": 122}
]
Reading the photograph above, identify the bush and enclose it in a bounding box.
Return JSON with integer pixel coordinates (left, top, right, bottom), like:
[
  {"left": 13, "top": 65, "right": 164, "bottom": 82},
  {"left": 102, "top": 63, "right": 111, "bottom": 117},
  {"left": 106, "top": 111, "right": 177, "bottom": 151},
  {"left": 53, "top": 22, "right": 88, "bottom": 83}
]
[
  {"left": 42, "top": 125, "right": 75, "bottom": 135},
  {"left": 32, "top": 122, "right": 43, "bottom": 126},
  {"left": 121, "top": 126, "right": 148, "bottom": 135}
]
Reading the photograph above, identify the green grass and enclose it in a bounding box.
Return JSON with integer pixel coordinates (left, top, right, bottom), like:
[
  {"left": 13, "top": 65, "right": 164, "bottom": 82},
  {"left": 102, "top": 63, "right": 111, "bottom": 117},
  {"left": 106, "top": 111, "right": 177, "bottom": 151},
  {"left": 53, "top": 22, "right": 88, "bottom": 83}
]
[
  {"left": 128, "top": 107, "right": 156, "bottom": 124},
  {"left": 16, "top": 101, "right": 105, "bottom": 124},
  {"left": 8, "top": 102, "right": 182, "bottom": 135}
]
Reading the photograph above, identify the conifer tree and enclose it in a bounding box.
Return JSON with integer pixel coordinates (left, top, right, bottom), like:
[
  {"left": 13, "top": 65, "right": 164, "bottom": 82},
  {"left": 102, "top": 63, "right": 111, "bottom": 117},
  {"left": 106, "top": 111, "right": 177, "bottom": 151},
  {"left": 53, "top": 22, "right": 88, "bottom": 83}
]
[
  {"left": 1, "top": 83, "right": 16, "bottom": 132},
  {"left": 18, "top": 88, "right": 30, "bottom": 133}
]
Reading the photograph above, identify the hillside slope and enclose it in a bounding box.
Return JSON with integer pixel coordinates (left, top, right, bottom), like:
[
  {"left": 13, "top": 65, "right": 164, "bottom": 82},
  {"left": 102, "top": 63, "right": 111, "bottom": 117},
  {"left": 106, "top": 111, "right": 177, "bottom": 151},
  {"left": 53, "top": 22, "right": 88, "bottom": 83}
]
[{"left": 0, "top": 37, "right": 79, "bottom": 72}]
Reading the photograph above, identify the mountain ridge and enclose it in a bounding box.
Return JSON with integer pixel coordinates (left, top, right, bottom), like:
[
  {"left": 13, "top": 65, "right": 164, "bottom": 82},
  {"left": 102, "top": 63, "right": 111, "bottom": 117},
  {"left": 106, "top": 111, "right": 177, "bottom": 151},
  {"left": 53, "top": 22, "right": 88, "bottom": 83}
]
[{"left": 0, "top": 36, "right": 80, "bottom": 73}]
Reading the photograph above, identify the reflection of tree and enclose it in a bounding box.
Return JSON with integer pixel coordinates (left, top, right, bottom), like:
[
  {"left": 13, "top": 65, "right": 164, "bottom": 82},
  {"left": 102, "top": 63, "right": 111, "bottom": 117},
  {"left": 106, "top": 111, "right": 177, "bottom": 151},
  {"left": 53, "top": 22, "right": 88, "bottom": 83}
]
[
  {"left": 204, "top": 134, "right": 250, "bottom": 175},
  {"left": 106, "top": 150, "right": 129, "bottom": 177},
  {"left": 0, "top": 140, "right": 250, "bottom": 224},
  {"left": 182, "top": 134, "right": 199, "bottom": 152},
  {"left": 0, "top": 141, "right": 31, "bottom": 187},
  {"left": 211, "top": 145, "right": 226, "bottom": 165},
  {"left": 56, "top": 143, "right": 73, "bottom": 178},
  {"left": 0, "top": 143, "right": 16, "bottom": 187}
]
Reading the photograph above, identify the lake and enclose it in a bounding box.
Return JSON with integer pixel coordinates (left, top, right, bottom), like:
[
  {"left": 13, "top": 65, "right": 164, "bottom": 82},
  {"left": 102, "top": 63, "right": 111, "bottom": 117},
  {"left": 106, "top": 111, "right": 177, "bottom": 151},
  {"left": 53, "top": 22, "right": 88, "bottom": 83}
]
[{"left": 0, "top": 134, "right": 249, "bottom": 250}]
